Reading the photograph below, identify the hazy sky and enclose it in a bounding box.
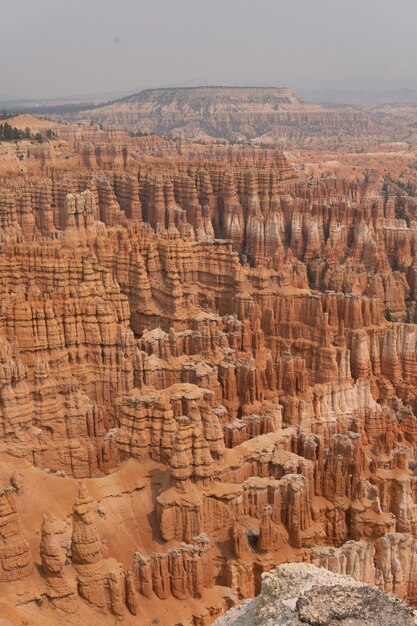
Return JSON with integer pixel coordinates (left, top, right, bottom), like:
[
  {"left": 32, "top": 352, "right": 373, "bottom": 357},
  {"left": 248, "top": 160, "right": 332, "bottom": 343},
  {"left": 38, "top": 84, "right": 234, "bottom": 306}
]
[{"left": 1, "top": 0, "right": 417, "bottom": 99}]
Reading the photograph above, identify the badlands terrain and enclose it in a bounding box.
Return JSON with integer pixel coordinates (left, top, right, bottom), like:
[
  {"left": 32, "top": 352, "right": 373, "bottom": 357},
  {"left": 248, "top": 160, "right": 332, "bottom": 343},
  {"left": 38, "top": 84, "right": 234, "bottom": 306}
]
[{"left": 1, "top": 88, "right": 417, "bottom": 624}]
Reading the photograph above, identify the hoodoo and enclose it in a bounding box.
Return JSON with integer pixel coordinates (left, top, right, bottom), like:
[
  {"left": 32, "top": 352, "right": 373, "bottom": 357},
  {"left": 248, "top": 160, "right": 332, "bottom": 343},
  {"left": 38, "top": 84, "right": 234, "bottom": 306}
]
[{"left": 2, "top": 5, "right": 417, "bottom": 622}]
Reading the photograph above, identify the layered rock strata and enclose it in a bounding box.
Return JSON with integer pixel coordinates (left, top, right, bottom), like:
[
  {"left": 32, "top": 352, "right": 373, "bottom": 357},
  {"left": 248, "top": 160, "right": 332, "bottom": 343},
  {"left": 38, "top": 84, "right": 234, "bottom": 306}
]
[{"left": 1, "top": 122, "right": 417, "bottom": 624}]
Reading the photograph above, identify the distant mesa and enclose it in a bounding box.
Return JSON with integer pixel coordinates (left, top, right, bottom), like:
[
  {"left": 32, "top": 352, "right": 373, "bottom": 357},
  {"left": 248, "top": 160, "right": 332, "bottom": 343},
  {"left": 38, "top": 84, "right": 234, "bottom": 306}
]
[{"left": 43, "top": 85, "right": 366, "bottom": 143}]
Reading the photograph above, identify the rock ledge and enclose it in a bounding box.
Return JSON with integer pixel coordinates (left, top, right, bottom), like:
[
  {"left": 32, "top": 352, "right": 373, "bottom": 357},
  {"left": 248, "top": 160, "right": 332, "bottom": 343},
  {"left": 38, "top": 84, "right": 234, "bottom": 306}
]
[{"left": 214, "top": 562, "right": 417, "bottom": 626}]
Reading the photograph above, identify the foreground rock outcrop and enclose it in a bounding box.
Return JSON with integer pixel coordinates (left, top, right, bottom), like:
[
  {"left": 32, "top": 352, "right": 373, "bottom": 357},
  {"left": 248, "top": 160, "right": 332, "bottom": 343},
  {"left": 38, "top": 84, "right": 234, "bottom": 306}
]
[{"left": 213, "top": 563, "right": 417, "bottom": 626}]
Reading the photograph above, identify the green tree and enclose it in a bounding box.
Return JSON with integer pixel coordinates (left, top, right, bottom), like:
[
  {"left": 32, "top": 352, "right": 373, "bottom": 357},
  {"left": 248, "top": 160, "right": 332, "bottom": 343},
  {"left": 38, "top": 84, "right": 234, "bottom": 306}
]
[{"left": 3, "top": 122, "right": 13, "bottom": 140}]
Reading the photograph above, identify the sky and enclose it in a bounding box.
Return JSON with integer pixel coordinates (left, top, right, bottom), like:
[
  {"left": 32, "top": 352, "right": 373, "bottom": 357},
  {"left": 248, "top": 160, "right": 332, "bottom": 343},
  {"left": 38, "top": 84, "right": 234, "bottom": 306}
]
[{"left": 1, "top": 0, "right": 417, "bottom": 100}]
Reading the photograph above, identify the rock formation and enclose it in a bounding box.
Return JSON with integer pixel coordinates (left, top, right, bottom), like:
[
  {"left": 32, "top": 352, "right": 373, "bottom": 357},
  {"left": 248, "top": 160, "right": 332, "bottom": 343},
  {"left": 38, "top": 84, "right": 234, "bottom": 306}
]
[
  {"left": 52, "top": 86, "right": 409, "bottom": 151},
  {"left": 1, "top": 112, "right": 417, "bottom": 624},
  {"left": 71, "top": 482, "right": 125, "bottom": 616},
  {"left": 213, "top": 563, "right": 417, "bottom": 626},
  {"left": 40, "top": 513, "right": 77, "bottom": 612},
  {"left": 0, "top": 487, "right": 32, "bottom": 582}
]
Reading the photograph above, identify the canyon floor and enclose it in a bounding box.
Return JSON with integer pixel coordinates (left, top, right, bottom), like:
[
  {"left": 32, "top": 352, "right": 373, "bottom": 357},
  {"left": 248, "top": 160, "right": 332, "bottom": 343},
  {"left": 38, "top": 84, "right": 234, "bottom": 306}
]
[{"left": 1, "top": 100, "right": 417, "bottom": 625}]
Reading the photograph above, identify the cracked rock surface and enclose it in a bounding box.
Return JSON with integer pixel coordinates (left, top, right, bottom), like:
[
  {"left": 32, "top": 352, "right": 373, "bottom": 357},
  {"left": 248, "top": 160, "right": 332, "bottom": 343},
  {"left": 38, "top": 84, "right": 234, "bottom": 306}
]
[{"left": 214, "top": 563, "right": 417, "bottom": 626}]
